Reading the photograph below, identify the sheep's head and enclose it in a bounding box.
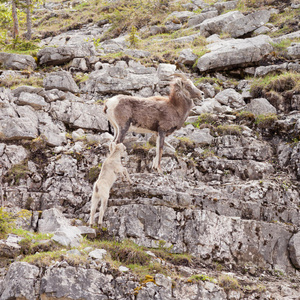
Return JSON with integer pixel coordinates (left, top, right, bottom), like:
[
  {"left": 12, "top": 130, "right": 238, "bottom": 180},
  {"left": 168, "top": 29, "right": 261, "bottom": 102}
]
[{"left": 172, "top": 74, "right": 204, "bottom": 101}]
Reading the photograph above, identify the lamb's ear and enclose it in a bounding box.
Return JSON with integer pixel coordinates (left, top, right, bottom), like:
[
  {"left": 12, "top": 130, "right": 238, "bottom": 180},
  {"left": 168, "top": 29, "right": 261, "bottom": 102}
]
[{"left": 109, "top": 142, "right": 116, "bottom": 152}]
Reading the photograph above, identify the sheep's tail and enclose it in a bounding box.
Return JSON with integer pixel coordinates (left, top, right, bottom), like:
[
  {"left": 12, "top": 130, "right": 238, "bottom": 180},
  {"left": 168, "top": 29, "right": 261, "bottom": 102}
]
[{"left": 103, "top": 104, "right": 108, "bottom": 114}]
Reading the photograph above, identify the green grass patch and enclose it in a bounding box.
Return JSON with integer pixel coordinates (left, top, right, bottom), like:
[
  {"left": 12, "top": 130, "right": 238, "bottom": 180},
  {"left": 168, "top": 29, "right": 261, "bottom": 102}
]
[
  {"left": 250, "top": 72, "right": 300, "bottom": 98},
  {"left": 188, "top": 274, "right": 216, "bottom": 283},
  {"left": 22, "top": 250, "right": 88, "bottom": 267},
  {"left": 255, "top": 113, "right": 278, "bottom": 129},
  {"left": 216, "top": 125, "right": 242, "bottom": 136},
  {"left": 192, "top": 113, "right": 218, "bottom": 128}
]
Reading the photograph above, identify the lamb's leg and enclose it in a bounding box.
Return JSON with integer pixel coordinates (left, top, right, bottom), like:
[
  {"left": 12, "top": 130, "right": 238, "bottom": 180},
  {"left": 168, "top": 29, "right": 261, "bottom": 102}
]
[
  {"left": 122, "top": 167, "right": 133, "bottom": 184},
  {"left": 89, "top": 182, "right": 101, "bottom": 226},
  {"left": 98, "top": 194, "right": 109, "bottom": 227}
]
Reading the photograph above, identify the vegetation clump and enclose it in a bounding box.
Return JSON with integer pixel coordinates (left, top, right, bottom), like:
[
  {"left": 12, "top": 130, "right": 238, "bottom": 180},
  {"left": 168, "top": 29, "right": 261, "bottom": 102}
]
[
  {"left": 0, "top": 208, "right": 15, "bottom": 239},
  {"left": 218, "top": 274, "right": 240, "bottom": 292},
  {"left": 255, "top": 113, "right": 278, "bottom": 129},
  {"left": 4, "top": 161, "right": 31, "bottom": 185}
]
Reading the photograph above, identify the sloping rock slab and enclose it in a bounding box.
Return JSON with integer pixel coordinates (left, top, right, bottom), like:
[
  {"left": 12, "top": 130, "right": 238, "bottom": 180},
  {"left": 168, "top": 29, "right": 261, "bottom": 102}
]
[
  {"left": 224, "top": 10, "right": 271, "bottom": 38},
  {"left": 0, "top": 52, "right": 36, "bottom": 70},
  {"left": 197, "top": 35, "right": 273, "bottom": 72},
  {"left": 37, "top": 43, "right": 96, "bottom": 65},
  {"left": 198, "top": 11, "right": 244, "bottom": 37}
]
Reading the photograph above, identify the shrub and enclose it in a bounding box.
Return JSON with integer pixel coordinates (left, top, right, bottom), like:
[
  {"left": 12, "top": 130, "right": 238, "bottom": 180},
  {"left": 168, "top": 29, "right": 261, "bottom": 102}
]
[
  {"left": 218, "top": 274, "right": 240, "bottom": 291},
  {"left": 0, "top": 208, "right": 14, "bottom": 239},
  {"left": 255, "top": 113, "right": 278, "bottom": 129}
]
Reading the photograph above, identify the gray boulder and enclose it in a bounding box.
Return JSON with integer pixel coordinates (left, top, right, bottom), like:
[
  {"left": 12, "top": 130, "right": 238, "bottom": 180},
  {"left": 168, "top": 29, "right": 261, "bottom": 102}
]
[
  {"left": 40, "top": 266, "right": 114, "bottom": 300},
  {"left": 289, "top": 232, "right": 300, "bottom": 269},
  {"left": 157, "top": 63, "right": 177, "bottom": 80},
  {"left": 0, "top": 144, "right": 28, "bottom": 171},
  {"left": 168, "top": 11, "right": 196, "bottom": 23},
  {"left": 272, "top": 30, "right": 300, "bottom": 43},
  {"left": 246, "top": 98, "right": 277, "bottom": 116},
  {"left": 197, "top": 35, "right": 273, "bottom": 71},
  {"left": 37, "top": 112, "right": 67, "bottom": 147},
  {"left": 44, "top": 71, "right": 79, "bottom": 93},
  {"left": 38, "top": 208, "right": 82, "bottom": 248},
  {"left": 70, "top": 57, "right": 88, "bottom": 72},
  {"left": 214, "top": 0, "right": 239, "bottom": 12},
  {"left": 38, "top": 208, "right": 71, "bottom": 233},
  {"left": 287, "top": 43, "right": 300, "bottom": 59},
  {"left": 50, "top": 100, "right": 108, "bottom": 131},
  {"left": 88, "top": 249, "right": 108, "bottom": 260},
  {"left": 1, "top": 262, "right": 39, "bottom": 300},
  {"left": 224, "top": 10, "right": 271, "bottom": 38},
  {"left": 188, "top": 11, "right": 218, "bottom": 27},
  {"left": 215, "top": 88, "right": 245, "bottom": 109},
  {"left": 0, "top": 104, "right": 39, "bottom": 140},
  {"left": 37, "top": 43, "right": 96, "bottom": 65},
  {"left": 124, "top": 49, "right": 151, "bottom": 58},
  {"left": 254, "top": 63, "right": 288, "bottom": 77},
  {"left": 0, "top": 52, "right": 36, "bottom": 70},
  {"left": 177, "top": 49, "right": 198, "bottom": 66},
  {"left": 17, "top": 92, "right": 48, "bottom": 110},
  {"left": 198, "top": 11, "right": 244, "bottom": 37},
  {"left": 12, "top": 85, "right": 45, "bottom": 98}
]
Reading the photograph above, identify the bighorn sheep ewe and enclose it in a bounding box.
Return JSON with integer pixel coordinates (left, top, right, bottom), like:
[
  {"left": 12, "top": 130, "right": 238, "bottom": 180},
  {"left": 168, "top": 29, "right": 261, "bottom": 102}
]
[
  {"left": 89, "top": 142, "right": 132, "bottom": 226},
  {"left": 104, "top": 75, "right": 204, "bottom": 172}
]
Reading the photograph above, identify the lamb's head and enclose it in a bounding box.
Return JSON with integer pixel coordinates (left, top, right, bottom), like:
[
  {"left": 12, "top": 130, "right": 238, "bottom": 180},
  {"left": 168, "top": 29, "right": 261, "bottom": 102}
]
[{"left": 110, "top": 142, "right": 127, "bottom": 158}]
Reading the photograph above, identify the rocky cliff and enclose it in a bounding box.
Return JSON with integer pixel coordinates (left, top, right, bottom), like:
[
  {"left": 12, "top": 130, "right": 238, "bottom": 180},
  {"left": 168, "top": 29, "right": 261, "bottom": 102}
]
[{"left": 0, "top": 0, "right": 300, "bottom": 299}]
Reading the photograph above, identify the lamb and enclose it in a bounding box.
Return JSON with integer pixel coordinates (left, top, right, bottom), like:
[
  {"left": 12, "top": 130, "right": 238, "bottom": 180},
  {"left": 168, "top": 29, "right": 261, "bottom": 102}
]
[
  {"left": 104, "top": 74, "right": 204, "bottom": 172},
  {"left": 89, "top": 142, "right": 132, "bottom": 227}
]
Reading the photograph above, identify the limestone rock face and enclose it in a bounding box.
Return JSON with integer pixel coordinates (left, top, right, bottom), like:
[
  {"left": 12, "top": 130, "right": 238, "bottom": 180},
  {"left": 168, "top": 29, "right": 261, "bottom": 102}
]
[
  {"left": 197, "top": 35, "right": 273, "bottom": 71},
  {"left": 82, "top": 60, "right": 161, "bottom": 94},
  {"left": 1, "top": 262, "right": 39, "bottom": 300},
  {"left": 0, "top": 52, "right": 37, "bottom": 70}
]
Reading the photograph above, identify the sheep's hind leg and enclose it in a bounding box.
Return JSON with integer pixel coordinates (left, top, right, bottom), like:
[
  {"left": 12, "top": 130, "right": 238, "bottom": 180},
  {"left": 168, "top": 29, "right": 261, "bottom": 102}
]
[
  {"left": 152, "top": 131, "right": 165, "bottom": 173},
  {"left": 89, "top": 182, "right": 101, "bottom": 226}
]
